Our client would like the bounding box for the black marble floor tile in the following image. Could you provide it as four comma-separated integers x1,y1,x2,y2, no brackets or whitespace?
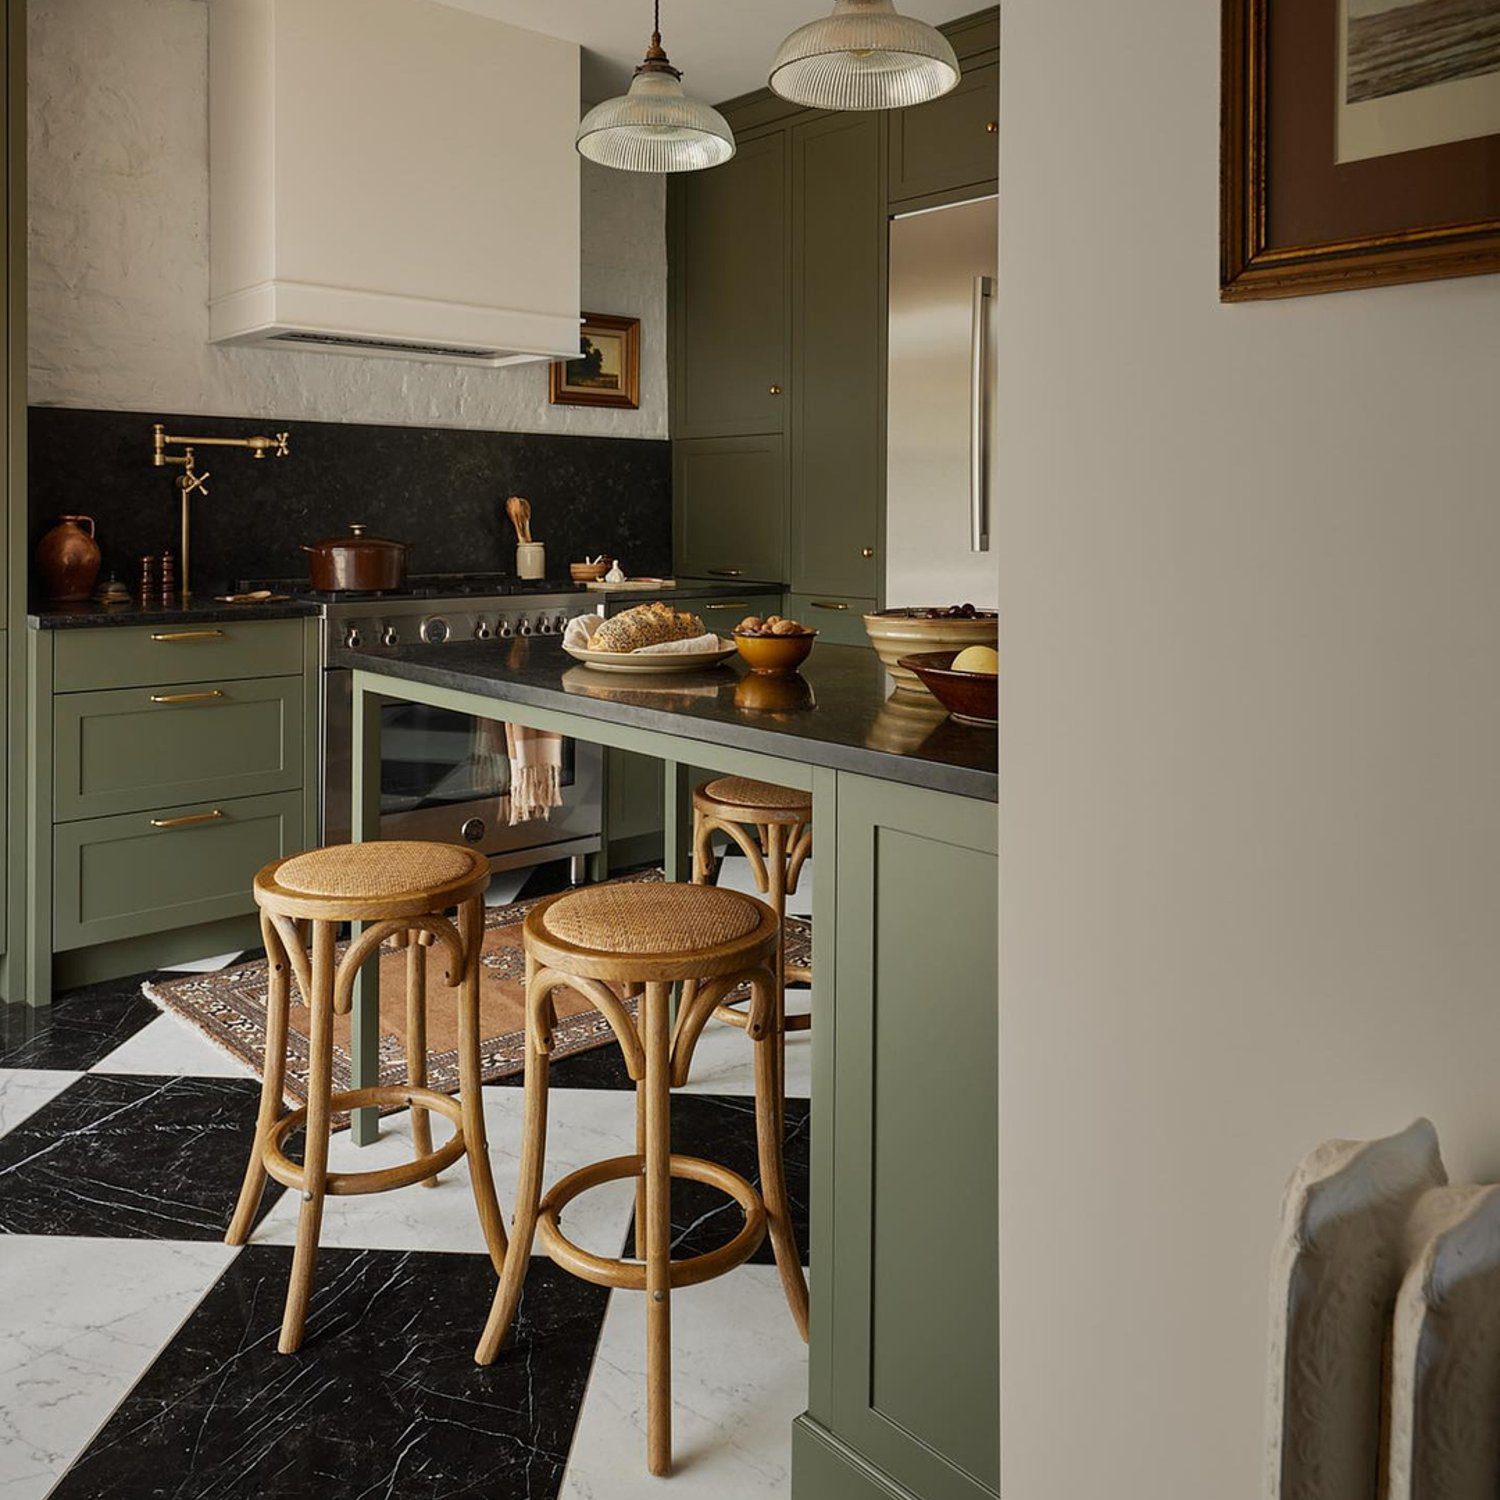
0,976,159,1070
51,1245,609,1500
0,1073,276,1239
625,1092,811,1270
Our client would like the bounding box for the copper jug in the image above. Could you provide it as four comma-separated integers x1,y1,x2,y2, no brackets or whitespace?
37,515,102,603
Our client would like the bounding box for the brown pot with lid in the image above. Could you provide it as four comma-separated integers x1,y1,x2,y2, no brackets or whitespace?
37,514,102,603
300,524,410,592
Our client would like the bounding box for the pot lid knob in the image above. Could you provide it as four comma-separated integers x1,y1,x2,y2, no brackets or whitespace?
348,523,366,536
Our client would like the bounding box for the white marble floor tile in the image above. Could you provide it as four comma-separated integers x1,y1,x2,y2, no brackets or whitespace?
677,1010,812,1100
253,1085,640,1259
157,950,245,974
714,852,814,920
89,1011,260,1080
560,1264,809,1498
0,1070,83,1140
0,1237,237,1500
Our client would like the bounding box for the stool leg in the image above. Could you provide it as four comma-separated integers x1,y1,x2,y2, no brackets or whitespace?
643,980,674,1477
405,933,436,1187
753,968,809,1342
280,920,336,1354
227,912,292,1245
766,822,789,1142
476,954,550,1365
679,806,712,1027
458,896,508,1274
634,1076,648,1261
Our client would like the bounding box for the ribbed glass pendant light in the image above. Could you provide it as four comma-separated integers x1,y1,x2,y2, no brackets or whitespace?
769,0,961,111
575,1,735,174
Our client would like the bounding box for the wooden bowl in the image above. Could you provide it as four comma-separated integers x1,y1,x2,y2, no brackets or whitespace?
734,629,817,676
569,559,611,583
864,608,998,692
895,650,997,727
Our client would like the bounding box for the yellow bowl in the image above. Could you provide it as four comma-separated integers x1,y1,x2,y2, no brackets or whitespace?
734,629,817,676
863,608,997,693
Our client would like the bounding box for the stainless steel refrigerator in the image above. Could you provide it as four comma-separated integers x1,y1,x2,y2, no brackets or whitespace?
886,196,999,609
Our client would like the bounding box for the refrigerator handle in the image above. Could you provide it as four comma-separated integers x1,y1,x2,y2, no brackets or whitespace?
969,274,994,553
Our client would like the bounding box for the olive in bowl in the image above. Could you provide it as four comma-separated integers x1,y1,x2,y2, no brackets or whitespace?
734,614,817,675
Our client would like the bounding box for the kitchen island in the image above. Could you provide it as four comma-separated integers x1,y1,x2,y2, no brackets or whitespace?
340,636,998,1500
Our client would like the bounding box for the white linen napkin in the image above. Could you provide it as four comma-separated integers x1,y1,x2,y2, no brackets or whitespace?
563,614,722,655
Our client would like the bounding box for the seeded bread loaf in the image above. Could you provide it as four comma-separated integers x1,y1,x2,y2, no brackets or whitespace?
592,602,708,653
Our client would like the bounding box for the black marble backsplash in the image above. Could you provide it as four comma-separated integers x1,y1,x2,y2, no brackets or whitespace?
28,407,672,601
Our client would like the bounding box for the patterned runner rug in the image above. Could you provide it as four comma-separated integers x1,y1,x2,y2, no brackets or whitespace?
143,869,812,1111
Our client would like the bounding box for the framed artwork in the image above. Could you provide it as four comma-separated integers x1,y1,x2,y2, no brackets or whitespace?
549,313,641,408
1222,0,1500,300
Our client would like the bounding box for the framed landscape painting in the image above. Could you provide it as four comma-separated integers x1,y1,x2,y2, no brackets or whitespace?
549,313,641,409
1222,0,1500,298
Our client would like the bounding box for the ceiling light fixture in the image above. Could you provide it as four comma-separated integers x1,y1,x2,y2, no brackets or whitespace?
769,0,961,112
575,0,735,174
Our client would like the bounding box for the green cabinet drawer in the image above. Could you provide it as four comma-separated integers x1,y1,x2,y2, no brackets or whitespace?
53,789,304,953
54,675,304,822
52,618,306,693
784,593,875,648
690,594,785,630
887,62,999,206
674,435,788,583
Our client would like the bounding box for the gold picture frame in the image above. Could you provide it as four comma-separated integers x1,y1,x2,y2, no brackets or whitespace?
549,313,642,409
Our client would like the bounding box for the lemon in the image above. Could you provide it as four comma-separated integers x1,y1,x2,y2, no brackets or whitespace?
951,645,998,675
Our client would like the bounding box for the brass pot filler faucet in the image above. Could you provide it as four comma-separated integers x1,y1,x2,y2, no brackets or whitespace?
151,422,291,599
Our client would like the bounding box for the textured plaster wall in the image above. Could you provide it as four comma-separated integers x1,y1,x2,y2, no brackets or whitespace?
27,0,668,438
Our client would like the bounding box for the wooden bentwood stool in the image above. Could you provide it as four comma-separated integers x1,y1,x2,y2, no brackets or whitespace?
226,840,508,1354
474,881,809,1477
691,776,812,1049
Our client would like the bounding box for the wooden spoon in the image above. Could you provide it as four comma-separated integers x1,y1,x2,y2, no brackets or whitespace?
505,495,529,543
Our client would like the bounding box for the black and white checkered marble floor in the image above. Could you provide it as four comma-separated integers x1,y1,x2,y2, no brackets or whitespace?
0,859,812,1499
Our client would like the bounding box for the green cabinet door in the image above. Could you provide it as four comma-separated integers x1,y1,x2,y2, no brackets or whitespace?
606,746,665,868
673,435,787,583
796,773,999,1500
671,132,788,439
790,113,883,600
887,61,999,207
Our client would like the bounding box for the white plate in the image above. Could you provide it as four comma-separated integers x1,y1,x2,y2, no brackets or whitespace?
562,638,736,673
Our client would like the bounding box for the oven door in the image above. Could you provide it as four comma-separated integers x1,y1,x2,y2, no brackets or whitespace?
322,669,602,861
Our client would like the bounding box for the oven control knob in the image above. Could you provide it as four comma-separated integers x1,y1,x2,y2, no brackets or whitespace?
553,613,569,633
497,619,514,639
518,617,534,637
381,625,400,648
344,625,362,650
419,616,450,645
473,619,492,641
538,615,556,635
460,817,486,844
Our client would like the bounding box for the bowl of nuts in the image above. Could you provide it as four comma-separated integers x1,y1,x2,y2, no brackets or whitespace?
733,614,818,675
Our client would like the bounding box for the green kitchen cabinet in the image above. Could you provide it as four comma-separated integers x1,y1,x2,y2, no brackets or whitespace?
783,593,875,648
795,772,998,1500
606,746,665,870
670,131,788,440
887,60,999,208
673,435,787,583
789,113,883,599
53,788,305,953
52,616,305,692
692,593,784,633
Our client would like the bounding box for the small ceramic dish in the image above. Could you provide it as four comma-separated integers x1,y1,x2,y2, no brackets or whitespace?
569,559,611,583
734,629,817,676
895,650,997,726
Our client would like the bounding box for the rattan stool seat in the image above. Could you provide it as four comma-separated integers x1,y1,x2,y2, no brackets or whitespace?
256,840,491,923
698,776,812,821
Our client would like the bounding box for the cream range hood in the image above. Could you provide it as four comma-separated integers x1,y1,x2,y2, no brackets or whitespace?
208,0,581,365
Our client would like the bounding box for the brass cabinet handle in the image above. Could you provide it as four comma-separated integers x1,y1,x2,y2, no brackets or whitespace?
768,384,782,396
150,629,226,643
149,809,225,829
707,568,744,578
149,689,226,704
861,547,875,558
986,120,998,134
809,600,851,611
701,601,750,611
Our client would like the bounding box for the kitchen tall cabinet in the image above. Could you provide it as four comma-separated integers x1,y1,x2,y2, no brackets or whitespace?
668,7,998,621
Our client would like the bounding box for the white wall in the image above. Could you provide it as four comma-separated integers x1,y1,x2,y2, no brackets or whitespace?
27,0,667,437
996,4,1500,1498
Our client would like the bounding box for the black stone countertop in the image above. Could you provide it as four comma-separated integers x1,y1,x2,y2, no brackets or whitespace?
335,635,996,801
29,598,323,630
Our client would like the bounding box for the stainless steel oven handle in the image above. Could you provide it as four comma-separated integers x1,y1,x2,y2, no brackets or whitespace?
970,274,994,554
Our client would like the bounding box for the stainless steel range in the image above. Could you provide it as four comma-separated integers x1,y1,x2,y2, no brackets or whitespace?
251,574,604,875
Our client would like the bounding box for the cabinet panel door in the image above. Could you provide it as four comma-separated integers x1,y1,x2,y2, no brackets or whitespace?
790,114,883,599
823,774,999,1500
887,62,999,206
673,435,787,584
782,593,873,648
672,133,787,438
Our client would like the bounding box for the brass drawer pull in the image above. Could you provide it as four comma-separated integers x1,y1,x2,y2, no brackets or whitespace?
861,547,875,558
149,689,226,705
707,568,743,578
702,601,750,611
809,600,850,611
149,809,226,829
150,629,226,643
